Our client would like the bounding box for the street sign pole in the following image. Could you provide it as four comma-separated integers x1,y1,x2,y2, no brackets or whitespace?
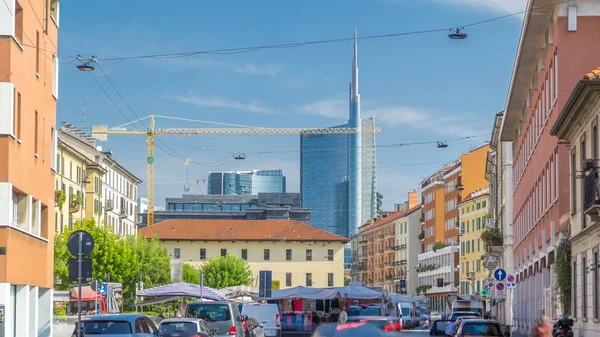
200,273,204,301
77,231,83,337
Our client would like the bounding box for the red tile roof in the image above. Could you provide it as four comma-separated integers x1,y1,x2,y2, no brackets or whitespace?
458,192,489,204
139,219,349,242
358,205,421,231
584,68,600,79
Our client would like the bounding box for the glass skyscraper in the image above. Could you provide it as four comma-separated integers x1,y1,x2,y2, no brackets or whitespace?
207,169,286,195
300,30,377,243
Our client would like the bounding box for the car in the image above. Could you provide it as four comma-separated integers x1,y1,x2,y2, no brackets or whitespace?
185,301,245,337
429,319,452,336
159,317,214,337
71,314,160,336
241,303,281,337
345,316,404,332
243,315,266,337
454,319,510,337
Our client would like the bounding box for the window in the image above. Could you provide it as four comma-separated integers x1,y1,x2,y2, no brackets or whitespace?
286,273,292,287
51,128,57,171
14,92,21,139
200,248,206,260
306,249,312,261
50,0,60,26
593,119,598,161
241,249,247,260
327,249,334,261
571,149,577,214
286,249,292,261
583,255,588,318
328,273,334,287
52,55,59,99
14,1,23,42
34,111,39,154
306,273,312,287
173,248,180,259
593,248,599,319
264,249,270,261
35,31,40,74
581,136,587,229
573,260,578,318
221,249,227,257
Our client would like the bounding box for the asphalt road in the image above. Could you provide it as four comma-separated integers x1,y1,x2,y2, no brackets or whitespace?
282,325,431,337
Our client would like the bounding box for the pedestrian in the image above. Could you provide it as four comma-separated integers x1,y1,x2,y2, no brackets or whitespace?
529,313,551,337
441,311,446,320
445,318,461,335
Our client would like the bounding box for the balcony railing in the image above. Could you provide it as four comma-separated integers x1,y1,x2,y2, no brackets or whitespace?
359,240,368,245
583,172,600,215
385,232,395,238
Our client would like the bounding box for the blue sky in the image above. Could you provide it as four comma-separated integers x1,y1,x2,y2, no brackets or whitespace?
57,0,526,209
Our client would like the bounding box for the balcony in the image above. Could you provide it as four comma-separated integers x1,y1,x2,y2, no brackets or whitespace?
385,231,395,239
377,234,384,239
105,200,114,211
385,246,396,252
359,240,368,245
583,172,600,222
119,210,128,219
397,244,407,250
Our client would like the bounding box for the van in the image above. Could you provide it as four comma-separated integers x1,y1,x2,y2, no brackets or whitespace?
186,301,245,337
241,303,281,337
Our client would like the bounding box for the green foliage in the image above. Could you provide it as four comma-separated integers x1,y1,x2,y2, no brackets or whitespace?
344,278,351,286
481,227,503,252
418,231,425,240
199,255,252,289
53,219,171,310
555,237,571,316
183,263,202,284
416,264,438,273
432,242,446,252
416,285,431,294
55,190,66,208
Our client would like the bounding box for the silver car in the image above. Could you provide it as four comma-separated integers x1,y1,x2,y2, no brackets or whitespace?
71,314,159,336
185,301,245,337
159,317,214,337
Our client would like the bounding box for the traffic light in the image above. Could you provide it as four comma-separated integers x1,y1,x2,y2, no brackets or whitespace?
437,278,444,287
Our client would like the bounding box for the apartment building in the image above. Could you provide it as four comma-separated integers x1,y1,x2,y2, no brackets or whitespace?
418,145,489,311
59,123,141,236
0,0,59,335
457,188,489,296
140,219,348,288
498,1,600,332
550,69,600,336
351,191,420,294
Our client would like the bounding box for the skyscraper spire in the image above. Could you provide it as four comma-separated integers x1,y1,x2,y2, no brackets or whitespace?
352,26,359,100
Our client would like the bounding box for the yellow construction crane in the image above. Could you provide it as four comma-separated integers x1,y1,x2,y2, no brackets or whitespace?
92,115,381,226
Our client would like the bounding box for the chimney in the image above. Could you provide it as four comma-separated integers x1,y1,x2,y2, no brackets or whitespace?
408,190,418,209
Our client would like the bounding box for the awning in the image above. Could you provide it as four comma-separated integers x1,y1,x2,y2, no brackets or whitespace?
265,286,339,300
136,282,224,300
331,286,383,300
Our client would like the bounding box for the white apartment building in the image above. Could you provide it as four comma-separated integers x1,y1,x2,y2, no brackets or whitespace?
417,245,459,312
394,201,422,295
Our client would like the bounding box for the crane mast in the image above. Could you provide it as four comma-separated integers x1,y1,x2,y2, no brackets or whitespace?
92,115,381,226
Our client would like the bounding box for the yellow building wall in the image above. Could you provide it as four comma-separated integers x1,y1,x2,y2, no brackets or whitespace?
434,186,446,243
164,240,346,289
461,145,490,197
458,194,489,295
55,145,88,233
84,170,104,225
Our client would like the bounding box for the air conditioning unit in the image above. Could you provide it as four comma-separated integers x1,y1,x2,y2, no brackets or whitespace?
105,200,114,211
459,230,465,236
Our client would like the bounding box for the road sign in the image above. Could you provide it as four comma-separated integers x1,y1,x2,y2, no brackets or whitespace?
487,281,494,289
506,274,516,288
495,281,506,297
99,282,107,295
493,268,507,281
67,230,95,257
481,289,488,297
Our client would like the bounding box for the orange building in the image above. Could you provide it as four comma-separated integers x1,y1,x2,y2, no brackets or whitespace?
418,145,489,312
0,0,59,335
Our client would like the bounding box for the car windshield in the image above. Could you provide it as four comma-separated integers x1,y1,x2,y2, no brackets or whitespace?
67,301,98,315
78,320,131,334
433,321,451,333
187,304,231,322
461,323,502,336
363,307,380,316
401,308,410,316
160,322,198,332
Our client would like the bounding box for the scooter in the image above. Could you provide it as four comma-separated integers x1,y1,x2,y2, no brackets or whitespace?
552,317,574,337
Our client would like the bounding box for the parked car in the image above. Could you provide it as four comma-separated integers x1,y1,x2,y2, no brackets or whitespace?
429,319,452,336
454,319,509,337
71,314,159,336
345,316,403,332
242,315,266,337
159,317,214,337
241,304,281,337
185,301,245,337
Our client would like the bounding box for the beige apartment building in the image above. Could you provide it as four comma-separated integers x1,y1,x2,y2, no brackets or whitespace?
550,68,600,336
140,219,348,288
0,0,60,335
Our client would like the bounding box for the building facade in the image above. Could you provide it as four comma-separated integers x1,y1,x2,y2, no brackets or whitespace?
59,123,142,236
351,192,420,294
139,193,311,226
140,219,348,289
550,69,600,336
207,169,286,195
457,188,489,296
300,33,377,239
0,0,59,335
498,1,600,332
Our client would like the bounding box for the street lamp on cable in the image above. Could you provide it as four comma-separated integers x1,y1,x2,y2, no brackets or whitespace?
76,55,97,71
448,28,468,40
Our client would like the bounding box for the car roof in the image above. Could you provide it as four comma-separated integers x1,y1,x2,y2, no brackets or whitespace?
460,319,500,324
84,314,145,321
161,318,203,324
188,301,231,305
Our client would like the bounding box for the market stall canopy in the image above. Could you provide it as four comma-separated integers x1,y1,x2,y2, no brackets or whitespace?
136,282,224,300
332,286,383,300
267,286,339,300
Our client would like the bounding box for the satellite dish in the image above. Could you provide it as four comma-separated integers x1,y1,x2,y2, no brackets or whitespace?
96,145,103,152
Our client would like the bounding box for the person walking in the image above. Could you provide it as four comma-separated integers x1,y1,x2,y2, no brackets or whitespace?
529,313,551,337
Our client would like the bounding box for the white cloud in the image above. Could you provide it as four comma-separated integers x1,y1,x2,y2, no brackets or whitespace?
382,0,526,14
159,58,282,76
166,95,276,114
297,98,348,118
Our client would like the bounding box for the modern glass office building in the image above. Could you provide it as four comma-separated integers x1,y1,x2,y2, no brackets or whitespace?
207,169,286,195
300,31,377,248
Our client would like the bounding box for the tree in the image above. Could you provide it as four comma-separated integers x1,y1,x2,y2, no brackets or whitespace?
53,219,171,310
183,263,201,284
199,255,252,289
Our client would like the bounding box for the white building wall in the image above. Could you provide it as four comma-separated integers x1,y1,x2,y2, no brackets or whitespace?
0,284,52,337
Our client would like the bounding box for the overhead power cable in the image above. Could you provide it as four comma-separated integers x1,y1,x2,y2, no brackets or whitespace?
89,0,567,63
